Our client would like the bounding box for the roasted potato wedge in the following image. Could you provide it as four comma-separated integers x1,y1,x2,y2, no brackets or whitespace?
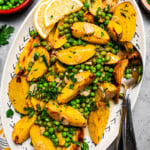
12,115,36,144
88,102,109,144
8,76,31,114
46,101,87,127
71,22,110,44
47,26,56,48
31,97,46,110
46,65,55,82
55,61,66,73
113,2,136,42
63,128,83,150
107,20,123,41
105,52,121,64
87,0,102,16
15,36,40,75
53,19,67,49
113,59,128,102
102,0,119,12
95,83,117,102
57,72,95,104
30,125,56,150
27,47,50,81
56,44,96,65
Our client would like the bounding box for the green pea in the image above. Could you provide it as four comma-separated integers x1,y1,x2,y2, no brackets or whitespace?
64,127,69,132
58,26,64,31
19,0,24,4
105,55,111,61
72,68,78,73
81,103,86,107
74,17,78,22
84,2,89,8
92,58,97,65
41,40,47,46
92,98,96,102
64,29,70,34
66,137,71,142
64,43,71,48
105,16,110,20
72,40,78,46
93,86,97,90
0,0,4,5
71,100,76,105
107,13,112,19
43,82,48,87
109,68,114,73
64,18,69,23
2,5,9,10
69,15,74,19
81,64,85,69
28,62,33,67
85,65,90,70
54,121,60,126
72,105,76,109
10,0,15,4
59,72,64,79
51,134,56,139
126,68,132,74
83,6,87,11
68,38,74,43
101,51,106,56
104,20,109,25
59,31,65,36
125,74,132,79
101,12,106,18
91,68,96,73
112,49,117,54
48,127,54,134
51,81,56,87
76,104,80,108
53,138,59,143
29,30,35,37
27,67,31,71
83,17,88,22
90,92,95,97
78,10,84,16
43,131,49,137
34,43,39,47
66,33,71,39
96,72,101,77
64,142,70,147
96,64,101,70
47,122,52,127
97,59,102,64
57,125,64,132
79,108,84,113
6,2,12,8
75,65,81,69
101,72,105,77
69,19,74,24
62,132,67,137
77,39,83,45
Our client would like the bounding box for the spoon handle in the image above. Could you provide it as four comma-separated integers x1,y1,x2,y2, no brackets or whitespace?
126,97,137,150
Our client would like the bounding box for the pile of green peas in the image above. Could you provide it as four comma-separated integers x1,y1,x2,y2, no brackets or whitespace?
0,0,25,10
35,111,77,147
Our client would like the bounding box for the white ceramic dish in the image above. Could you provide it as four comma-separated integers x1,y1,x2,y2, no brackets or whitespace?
0,0,146,149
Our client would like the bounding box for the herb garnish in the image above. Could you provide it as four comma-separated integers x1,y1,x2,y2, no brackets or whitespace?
0,25,14,46
6,109,14,118
42,55,49,67
81,141,89,150
120,12,126,18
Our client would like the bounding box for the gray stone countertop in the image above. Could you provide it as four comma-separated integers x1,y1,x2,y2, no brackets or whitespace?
0,0,150,149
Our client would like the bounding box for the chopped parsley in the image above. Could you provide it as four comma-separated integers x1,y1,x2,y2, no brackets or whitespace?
69,84,74,89
6,109,14,118
120,9,128,12
50,15,53,19
120,12,126,18
81,141,89,150
147,0,150,4
42,55,49,67
101,32,104,37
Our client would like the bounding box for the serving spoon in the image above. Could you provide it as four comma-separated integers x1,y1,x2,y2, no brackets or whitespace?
115,45,143,150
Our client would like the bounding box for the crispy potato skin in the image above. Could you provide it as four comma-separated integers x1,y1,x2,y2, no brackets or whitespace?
8,76,31,114
15,36,40,75
46,101,87,127
88,102,109,144
107,21,123,41
71,22,110,45
27,47,50,81
31,97,46,110
95,83,117,102
12,115,36,144
53,19,67,49
56,44,96,65
57,72,95,104
30,125,56,150
55,61,66,73
113,59,128,102
113,2,136,42
105,52,121,64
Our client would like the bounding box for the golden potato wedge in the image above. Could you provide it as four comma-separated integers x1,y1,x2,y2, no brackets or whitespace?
113,2,136,42
27,47,50,81
63,128,83,150
31,97,46,110
55,61,66,73
30,125,56,150
107,20,123,41
88,102,109,144
113,59,128,102
83,11,94,23
12,114,36,144
46,65,55,82
53,19,67,49
8,76,31,114
56,44,96,65
105,52,121,64
95,83,117,102
71,22,110,45
46,101,87,127
87,0,102,16
57,72,95,104
102,0,119,12
15,36,40,75
47,26,56,48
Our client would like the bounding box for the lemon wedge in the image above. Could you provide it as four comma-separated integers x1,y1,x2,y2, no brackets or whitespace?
44,0,83,27
34,0,54,39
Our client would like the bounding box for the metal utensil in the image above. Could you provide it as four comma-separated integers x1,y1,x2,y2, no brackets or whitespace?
115,46,143,150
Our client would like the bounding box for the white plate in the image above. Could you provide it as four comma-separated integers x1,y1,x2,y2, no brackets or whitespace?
0,0,146,149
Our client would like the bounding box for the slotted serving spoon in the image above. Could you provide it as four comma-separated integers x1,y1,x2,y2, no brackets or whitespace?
115,45,143,150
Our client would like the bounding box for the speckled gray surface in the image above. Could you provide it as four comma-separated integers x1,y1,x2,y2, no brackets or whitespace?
0,0,150,149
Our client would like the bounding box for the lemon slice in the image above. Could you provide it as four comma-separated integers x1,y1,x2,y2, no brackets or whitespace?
34,0,54,39
44,0,83,27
